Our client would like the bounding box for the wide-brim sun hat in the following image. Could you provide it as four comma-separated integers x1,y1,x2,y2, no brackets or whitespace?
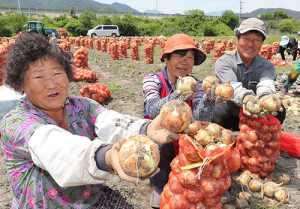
160,34,206,65
238,18,266,39
279,36,289,46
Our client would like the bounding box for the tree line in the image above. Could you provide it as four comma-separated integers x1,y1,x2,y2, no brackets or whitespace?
0,8,298,38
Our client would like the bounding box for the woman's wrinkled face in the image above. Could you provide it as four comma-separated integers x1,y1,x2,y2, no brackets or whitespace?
164,49,195,81
21,57,69,112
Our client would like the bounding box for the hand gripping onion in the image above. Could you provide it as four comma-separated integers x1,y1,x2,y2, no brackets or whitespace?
160,100,193,133
202,76,220,92
261,94,282,112
215,81,234,101
118,134,160,178
177,76,198,95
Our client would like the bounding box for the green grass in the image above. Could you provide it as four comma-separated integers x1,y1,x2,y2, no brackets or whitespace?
128,91,135,97
107,82,121,93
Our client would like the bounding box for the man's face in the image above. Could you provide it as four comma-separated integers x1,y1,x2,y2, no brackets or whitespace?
236,32,263,64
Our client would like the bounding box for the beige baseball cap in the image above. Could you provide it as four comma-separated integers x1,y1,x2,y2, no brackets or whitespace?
238,18,266,38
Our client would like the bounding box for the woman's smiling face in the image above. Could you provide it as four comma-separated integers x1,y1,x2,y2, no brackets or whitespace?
21,57,69,112
164,49,195,83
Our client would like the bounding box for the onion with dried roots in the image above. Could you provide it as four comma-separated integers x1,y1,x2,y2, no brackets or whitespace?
177,76,198,95
202,76,220,92
261,94,283,112
194,129,212,146
238,191,252,203
205,123,222,140
249,179,263,192
118,134,160,178
160,100,193,133
277,174,291,185
215,81,234,101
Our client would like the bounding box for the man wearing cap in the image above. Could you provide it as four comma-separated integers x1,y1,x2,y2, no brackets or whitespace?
212,17,286,131
277,36,298,61
142,33,222,208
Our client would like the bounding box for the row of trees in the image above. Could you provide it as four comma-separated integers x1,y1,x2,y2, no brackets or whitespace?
0,8,298,38
0,9,238,37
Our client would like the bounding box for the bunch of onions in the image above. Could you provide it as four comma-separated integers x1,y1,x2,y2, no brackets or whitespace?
118,134,160,178
160,100,193,133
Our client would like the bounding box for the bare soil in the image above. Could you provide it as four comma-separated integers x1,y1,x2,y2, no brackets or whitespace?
1,43,300,209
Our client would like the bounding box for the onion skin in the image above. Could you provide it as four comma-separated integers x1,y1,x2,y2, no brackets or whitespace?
118,134,160,177
215,82,234,101
249,179,263,192
202,76,220,92
177,76,198,95
219,129,236,145
263,198,276,208
274,187,289,203
263,182,279,197
237,171,252,186
160,100,193,133
205,123,222,140
239,191,252,203
236,198,249,209
188,121,202,136
277,174,291,185
194,129,212,146
261,94,282,112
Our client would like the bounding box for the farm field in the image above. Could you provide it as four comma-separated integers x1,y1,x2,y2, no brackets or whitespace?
1,38,300,208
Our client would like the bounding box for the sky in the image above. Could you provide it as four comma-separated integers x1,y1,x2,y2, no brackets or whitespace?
95,0,300,15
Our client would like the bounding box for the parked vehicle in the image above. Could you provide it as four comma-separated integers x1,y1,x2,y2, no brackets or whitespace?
87,25,120,37
25,21,60,39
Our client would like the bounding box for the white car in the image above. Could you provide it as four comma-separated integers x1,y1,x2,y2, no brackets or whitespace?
87,25,120,37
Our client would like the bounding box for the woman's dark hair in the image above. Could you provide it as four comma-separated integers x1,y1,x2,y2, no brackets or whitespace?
3,31,74,93
235,30,266,42
165,49,199,63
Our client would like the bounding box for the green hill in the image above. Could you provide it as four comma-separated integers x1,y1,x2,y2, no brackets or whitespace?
0,0,139,13
241,8,300,19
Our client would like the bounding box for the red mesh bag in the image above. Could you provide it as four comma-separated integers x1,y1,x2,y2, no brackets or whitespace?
236,108,282,178
160,122,241,209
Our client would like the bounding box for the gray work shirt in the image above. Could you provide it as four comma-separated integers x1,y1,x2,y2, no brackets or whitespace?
215,50,276,107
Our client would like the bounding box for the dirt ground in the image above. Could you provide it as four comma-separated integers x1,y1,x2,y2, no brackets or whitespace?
1,42,300,209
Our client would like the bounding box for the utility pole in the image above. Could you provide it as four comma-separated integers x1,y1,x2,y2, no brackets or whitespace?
239,0,243,24
17,0,21,13
156,0,158,17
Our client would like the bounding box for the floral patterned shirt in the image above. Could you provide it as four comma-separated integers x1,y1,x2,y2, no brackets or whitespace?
1,96,108,209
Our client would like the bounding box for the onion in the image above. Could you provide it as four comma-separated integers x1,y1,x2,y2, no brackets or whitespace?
202,75,220,92
162,184,173,199
274,187,289,203
258,132,272,141
238,191,252,203
244,98,263,114
261,94,282,112
247,149,260,157
205,123,222,140
249,165,261,173
277,174,291,184
248,157,260,167
235,198,249,209
261,147,273,156
249,179,263,192
223,205,235,209
177,169,198,188
194,129,212,146
187,121,202,136
183,143,202,162
243,140,255,150
160,100,193,133
170,157,181,175
237,171,252,186
200,176,220,198
256,140,265,149
183,186,203,203
177,76,198,95
211,164,228,179
263,182,279,197
118,134,160,177
199,163,213,177
263,198,276,208
261,162,272,172
265,175,276,182
219,129,235,145
215,81,234,101
169,172,185,194
247,131,258,142
169,194,189,208
203,195,220,207
178,149,193,167
260,124,270,133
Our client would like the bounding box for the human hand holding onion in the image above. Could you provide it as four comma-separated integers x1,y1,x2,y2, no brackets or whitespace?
176,76,199,101
107,137,160,184
260,94,283,116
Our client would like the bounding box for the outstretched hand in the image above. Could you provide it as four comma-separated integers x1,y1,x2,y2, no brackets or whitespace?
105,138,161,184
242,95,265,118
203,87,227,104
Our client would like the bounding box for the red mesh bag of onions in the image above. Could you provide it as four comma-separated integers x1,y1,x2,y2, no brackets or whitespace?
160,121,241,209
236,108,282,179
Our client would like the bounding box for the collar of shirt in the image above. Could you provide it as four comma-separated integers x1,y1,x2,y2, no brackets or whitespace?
235,50,263,72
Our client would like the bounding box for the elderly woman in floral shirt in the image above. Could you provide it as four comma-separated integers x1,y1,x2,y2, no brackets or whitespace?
0,32,182,209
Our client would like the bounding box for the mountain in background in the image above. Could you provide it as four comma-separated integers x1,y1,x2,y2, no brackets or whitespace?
143,10,163,14
241,8,300,19
205,11,223,16
0,0,139,13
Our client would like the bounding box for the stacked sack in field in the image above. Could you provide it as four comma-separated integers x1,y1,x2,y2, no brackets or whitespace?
272,42,279,56
118,41,127,58
236,111,281,179
109,41,119,60
59,38,71,52
144,39,154,64
0,43,10,86
213,43,226,62
203,42,210,54
80,83,111,103
73,47,99,82
57,28,69,38
160,122,241,209
130,40,139,60
226,39,233,51
259,44,272,60
94,37,101,51
100,37,108,52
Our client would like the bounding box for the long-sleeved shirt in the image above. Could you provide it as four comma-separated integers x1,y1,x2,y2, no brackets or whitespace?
277,37,298,55
215,50,276,106
143,67,215,122
0,96,148,208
